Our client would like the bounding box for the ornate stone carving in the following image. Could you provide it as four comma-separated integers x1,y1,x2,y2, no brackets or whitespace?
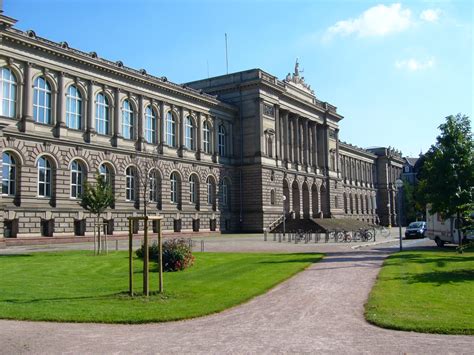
283,59,314,95
263,104,274,117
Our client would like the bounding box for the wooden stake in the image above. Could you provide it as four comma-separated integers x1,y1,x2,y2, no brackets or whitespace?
128,220,133,296
158,220,163,293
143,216,149,297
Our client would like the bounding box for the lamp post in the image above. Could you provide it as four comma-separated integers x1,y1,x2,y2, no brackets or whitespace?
282,195,286,238
395,179,404,251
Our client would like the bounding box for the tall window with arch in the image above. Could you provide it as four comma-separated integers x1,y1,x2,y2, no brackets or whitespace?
95,93,109,135
99,163,112,186
189,174,198,206
37,156,52,198
33,76,52,124
148,169,159,203
2,152,16,196
122,99,134,140
206,176,216,207
203,121,211,153
185,116,194,150
222,179,230,207
70,160,85,198
170,172,180,204
66,85,82,129
218,124,226,156
125,166,136,201
145,105,157,144
0,67,17,118
166,112,176,147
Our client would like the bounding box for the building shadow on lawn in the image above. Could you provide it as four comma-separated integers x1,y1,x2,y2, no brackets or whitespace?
391,269,474,286
0,254,33,258
255,253,324,264
2,293,123,304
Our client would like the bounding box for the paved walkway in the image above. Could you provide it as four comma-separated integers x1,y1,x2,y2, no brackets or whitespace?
1,238,473,354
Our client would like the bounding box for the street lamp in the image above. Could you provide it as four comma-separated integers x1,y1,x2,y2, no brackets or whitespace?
282,195,286,238
395,179,404,251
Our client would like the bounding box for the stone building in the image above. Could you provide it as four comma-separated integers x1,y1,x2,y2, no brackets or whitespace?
0,12,403,239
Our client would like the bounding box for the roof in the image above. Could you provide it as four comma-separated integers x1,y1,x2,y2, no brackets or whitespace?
405,157,419,166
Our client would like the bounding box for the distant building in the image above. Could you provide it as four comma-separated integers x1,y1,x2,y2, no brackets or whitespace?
0,12,403,240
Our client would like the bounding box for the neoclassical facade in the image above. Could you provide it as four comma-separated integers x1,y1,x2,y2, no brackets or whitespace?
0,12,403,239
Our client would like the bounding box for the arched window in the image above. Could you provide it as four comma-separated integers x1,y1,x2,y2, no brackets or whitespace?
37,156,52,198
189,174,198,205
99,163,112,185
0,67,17,118
95,93,110,135
145,105,157,144
2,152,16,196
185,116,194,150
270,189,275,205
206,176,216,207
166,112,176,147
222,179,231,207
218,124,226,156
122,99,134,140
148,169,159,203
66,85,82,129
203,121,211,154
33,76,52,124
170,172,180,204
125,167,136,201
70,160,85,198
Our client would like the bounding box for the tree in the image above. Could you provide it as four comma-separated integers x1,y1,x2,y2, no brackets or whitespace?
401,179,417,224
419,114,474,245
80,174,115,254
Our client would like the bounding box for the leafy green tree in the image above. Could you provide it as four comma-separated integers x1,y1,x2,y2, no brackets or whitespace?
420,114,474,244
80,174,115,254
401,179,417,224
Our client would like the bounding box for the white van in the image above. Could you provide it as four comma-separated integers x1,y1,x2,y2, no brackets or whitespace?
426,207,474,247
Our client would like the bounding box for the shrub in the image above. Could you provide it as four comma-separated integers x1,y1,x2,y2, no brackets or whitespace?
136,238,195,271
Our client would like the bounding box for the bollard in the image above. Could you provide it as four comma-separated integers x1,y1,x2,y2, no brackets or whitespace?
305,234,308,244
200,240,204,252
278,233,281,243
273,232,276,241
288,233,292,243
116,239,119,251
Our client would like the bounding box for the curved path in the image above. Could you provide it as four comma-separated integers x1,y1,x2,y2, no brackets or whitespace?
1,242,473,354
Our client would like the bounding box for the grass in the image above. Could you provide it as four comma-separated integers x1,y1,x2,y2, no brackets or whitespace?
0,251,322,323
365,247,474,335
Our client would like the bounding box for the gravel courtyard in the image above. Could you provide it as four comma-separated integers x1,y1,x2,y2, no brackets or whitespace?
1,233,473,354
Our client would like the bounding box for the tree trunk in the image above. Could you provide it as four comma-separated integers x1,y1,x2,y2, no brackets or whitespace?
97,215,101,254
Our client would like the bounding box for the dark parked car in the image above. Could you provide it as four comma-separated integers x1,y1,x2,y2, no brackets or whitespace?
405,221,427,239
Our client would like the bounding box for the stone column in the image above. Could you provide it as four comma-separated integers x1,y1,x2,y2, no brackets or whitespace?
85,80,94,141
303,119,309,166
335,129,340,174
113,87,121,144
179,107,185,151
137,95,145,150
159,102,165,149
21,62,34,132
274,104,280,161
312,123,318,169
293,116,299,164
56,72,65,127
196,112,202,158
228,122,233,157
283,111,290,162
213,117,219,156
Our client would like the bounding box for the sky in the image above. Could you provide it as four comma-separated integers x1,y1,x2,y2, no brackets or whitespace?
5,0,472,157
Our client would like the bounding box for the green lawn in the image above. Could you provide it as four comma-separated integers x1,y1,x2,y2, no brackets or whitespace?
0,251,322,323
365,248,474,335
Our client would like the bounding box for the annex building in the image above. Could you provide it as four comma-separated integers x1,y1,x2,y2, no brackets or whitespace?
0,12,403,240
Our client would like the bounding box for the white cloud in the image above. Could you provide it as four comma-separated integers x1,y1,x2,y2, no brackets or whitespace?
395,57,435,71
324,3,412,40
420,9,441,22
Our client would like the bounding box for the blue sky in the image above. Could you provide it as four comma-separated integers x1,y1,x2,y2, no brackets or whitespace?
5,0,472,157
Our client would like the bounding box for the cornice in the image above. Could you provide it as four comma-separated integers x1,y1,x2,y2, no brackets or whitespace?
0,28,237,114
